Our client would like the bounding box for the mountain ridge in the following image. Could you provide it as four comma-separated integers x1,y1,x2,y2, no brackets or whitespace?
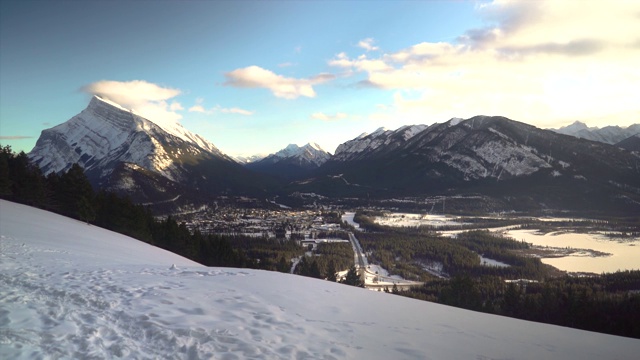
552,121,640,144
298,116,640,213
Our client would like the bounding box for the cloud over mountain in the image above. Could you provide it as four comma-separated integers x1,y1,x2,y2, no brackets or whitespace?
81,80,183,123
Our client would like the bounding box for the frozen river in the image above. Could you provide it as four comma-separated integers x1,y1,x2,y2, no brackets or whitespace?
505,229,640,274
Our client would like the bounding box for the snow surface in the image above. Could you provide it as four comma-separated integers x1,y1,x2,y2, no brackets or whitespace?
1,200,639,359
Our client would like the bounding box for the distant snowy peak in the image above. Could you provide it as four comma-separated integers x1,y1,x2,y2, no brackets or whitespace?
552,121,640,145
232,153,267,164
333,124,429,161
555,121,591,134
270,143,331,166
245,142,331,180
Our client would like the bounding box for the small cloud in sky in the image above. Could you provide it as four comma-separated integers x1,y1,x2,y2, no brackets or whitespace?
357,38,379,52
81,80,182,123
311,112,348,121
188,99,253,116
219,107,254,116
278,62,296,68
188,105,207,113
170,102,184,111
224,65,335,99
0,135,33,140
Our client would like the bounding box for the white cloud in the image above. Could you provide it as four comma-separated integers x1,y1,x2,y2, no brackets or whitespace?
170,102,184,111
224,66,335,99
311,112,348,121
188,99,253,116
188,105,207,113
357,38,379,52
81,80,182,123
219,107,254,116
330,1,640,128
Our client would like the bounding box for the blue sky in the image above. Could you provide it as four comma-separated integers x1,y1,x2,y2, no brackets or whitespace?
1,1,639,157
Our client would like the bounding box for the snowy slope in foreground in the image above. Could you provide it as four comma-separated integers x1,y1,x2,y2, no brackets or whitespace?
1,201,638,359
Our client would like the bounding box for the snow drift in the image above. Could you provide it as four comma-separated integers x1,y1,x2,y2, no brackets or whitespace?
1,200,638,359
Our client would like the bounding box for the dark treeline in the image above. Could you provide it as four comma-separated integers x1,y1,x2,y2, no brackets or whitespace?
0,146,244,267
401,272,640,338
223,235,305,272
356,222,552,281
294,242,354,280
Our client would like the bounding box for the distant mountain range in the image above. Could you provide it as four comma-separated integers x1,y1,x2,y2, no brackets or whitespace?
246,143,331,180
551,121,640,145
296,116,640,213
28,97,640,214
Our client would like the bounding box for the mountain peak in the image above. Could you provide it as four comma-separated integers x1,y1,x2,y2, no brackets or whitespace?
89,95,130,112
28,95,232,198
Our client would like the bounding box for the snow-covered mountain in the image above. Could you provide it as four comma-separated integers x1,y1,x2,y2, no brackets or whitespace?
29,95,225,180
552,121,640,144
269,143,331,167
310,116,640,213
333,124,430,161
246,143,331,180
28,96,268,203
2,199,638,359
232,153,267,164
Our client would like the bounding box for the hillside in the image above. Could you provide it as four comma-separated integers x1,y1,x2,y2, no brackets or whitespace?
1,200,638,359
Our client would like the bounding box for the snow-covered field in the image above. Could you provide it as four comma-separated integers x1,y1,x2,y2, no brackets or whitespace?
374,213,466,228
1,200,639,359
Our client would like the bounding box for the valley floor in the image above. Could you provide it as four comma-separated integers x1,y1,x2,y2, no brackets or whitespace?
1,200,639,359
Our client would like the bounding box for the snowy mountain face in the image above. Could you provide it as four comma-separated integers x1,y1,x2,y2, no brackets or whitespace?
268,143,331,167
245,143,332,181
331,117,556,180
29,96,225,181
333,124,430,161
3,200,639,359
28,96,264,203
552,121,640,144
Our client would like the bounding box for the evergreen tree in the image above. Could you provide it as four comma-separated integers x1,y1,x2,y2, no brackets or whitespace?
342,266,363,287
58,163,94,219
326,260,337,282
276,256,290,273
0,145,12,196
392,283,399,294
